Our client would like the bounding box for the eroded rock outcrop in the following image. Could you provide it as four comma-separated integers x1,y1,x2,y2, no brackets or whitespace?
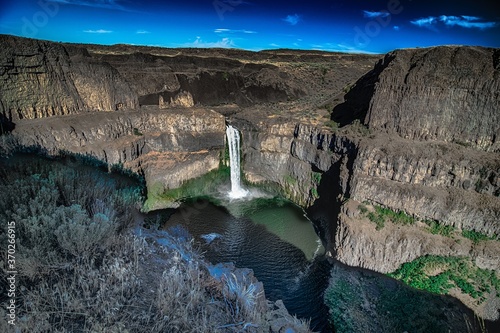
233,117,333,207
335,201,499,273
0,35,138,120
11,108,226,207
361,46,500,152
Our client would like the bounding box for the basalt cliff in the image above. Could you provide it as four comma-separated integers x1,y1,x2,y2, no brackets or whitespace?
1,35,499,320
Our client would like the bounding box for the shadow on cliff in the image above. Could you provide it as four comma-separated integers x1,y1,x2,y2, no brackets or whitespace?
329,261,494,333
139,71,294,108
306,142,358,255
0,113,15,134
331,53,395,127
306,162,344,251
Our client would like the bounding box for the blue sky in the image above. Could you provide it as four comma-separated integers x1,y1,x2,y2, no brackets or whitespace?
1,0,499,53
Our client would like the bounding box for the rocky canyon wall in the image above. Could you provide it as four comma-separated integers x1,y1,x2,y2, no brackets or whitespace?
1,34,373,123
232,47,500,318
0,35,138,120
232,47,500,306
11,108,226,210
1,34,377,209
363,46,500,152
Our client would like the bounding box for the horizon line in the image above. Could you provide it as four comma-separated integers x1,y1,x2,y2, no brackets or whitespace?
2,33,496,55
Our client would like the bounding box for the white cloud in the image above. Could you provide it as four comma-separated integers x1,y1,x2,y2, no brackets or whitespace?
214,28,256,34
363,10,390,19
49,0,128,11
283,14,301,26
461,15,481,21
310,43,379,54
411,15,496,30
83,29,112,33
410,16,438,28
439,15,496,29
183,37,236,48
393,26,400,31
136,30,150,34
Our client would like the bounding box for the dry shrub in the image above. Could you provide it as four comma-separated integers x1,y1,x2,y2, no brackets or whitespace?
19,235,145,333
154,256,216,333
1,156,312,333
54,206,116,257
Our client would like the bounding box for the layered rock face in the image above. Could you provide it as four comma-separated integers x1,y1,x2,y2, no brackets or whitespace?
109,54,299,107
0,35,138,120
12,108,226,207
351,135,500,235
335,201,499,273
1,34,376,122
329,48,500,284
363,46,500,152
1,34,377,212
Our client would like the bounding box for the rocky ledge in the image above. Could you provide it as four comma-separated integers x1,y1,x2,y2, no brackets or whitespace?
11,107,226,210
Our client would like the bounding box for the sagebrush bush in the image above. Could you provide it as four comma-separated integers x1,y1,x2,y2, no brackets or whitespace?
54,205,117,257
0,154,312,333
0,157,141,272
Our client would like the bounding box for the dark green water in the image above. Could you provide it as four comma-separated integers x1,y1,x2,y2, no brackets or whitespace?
160,197,332,332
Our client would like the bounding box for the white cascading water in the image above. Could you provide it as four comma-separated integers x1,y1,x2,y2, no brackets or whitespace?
226,125,248,199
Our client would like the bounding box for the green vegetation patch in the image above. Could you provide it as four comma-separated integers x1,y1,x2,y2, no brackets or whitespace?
324,275,361,333
375,206,415,225
358,203,368,214
359,204,415,230
283,173,298,186
367,211,385,230
389,255,500,302
358,204,498,243
144,165,230,210
424,220,455,237
324,265,477,333
310,187,319,199
324,120,339,131
311,171,322,184
462,230,496,244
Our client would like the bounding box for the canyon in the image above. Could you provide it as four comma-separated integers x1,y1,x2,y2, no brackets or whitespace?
1,34,499,322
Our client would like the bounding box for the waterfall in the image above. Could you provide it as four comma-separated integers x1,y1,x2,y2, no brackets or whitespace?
226,125,248,199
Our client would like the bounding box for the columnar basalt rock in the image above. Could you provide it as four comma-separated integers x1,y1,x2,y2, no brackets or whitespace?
0,35,139,120
361,46,500,152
